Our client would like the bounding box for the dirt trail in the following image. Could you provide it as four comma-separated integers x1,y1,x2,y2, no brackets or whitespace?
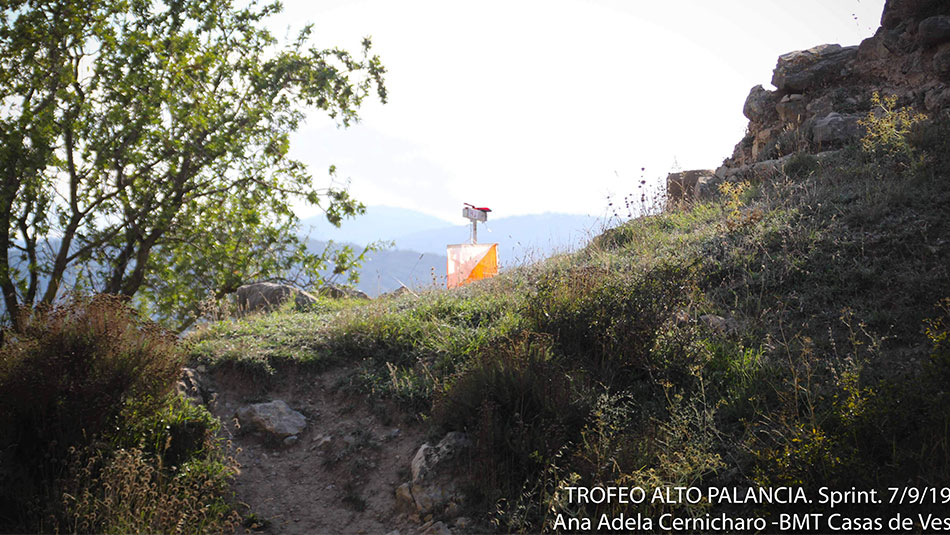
208,366,426,534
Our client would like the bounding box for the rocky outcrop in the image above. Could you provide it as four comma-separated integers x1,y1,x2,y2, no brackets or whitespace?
235,282,319,314
236,400,307,440
772,44,859,93
666,169,714,205
693,0,950,200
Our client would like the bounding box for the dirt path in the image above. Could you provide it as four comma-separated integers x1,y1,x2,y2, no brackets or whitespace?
208,366,427,534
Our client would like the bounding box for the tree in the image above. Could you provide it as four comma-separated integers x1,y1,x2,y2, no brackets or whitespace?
0,0,387,329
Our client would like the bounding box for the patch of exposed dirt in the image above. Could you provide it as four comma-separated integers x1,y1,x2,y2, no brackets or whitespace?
207,365,427,534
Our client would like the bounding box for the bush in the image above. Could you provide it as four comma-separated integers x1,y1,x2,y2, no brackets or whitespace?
858,92,926,168
0,295,183,530
432,334,589,511
525,263,696,388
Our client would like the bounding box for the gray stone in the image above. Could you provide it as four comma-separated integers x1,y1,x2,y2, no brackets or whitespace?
934,44,950,78
283,435,298,447
410,432,471,515
812,113,864,146
743,85,777,122
772,44,858,92
318,283,370,300
236,400,307,438
925,85,950,110
695,174,725,201
919,15,950,48
776,93,807,124
805,95,834,118
235,282,318,314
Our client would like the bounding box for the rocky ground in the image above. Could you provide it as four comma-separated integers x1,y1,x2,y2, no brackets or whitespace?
186,364,475,535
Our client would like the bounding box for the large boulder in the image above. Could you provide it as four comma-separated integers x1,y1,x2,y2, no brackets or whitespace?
771,44,858,93
235,282,318,314
236,400,307,439
812,112,864,146
776,93,807,124
743,85,777,122
919,15,950,48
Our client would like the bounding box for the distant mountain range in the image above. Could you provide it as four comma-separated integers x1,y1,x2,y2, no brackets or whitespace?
301,206,602,295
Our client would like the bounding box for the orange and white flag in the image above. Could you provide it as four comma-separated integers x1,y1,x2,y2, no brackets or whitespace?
446,243,498,288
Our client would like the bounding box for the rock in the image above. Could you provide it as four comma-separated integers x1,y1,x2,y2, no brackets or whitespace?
381,285,413,299
925,85,950,109
175,367,208,405
236,400,307,438
283,435,298,447
920,15,950,48
453,517,472,529
881,0,946,30
443,501,461,519
771,44,858,93
318,283,370,300
421,521,451,535
812,112,864,146
743,85,777,121
666,169,714,205
384,530,401,535
805,95,834,118
395,482,416,514
752,126,779,161
410,432,471,515
235,282,318,314
695,173,724,201
776,93,807,124
934,43,950,78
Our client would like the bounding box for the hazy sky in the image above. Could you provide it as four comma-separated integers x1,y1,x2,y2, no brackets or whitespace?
273,0,886,223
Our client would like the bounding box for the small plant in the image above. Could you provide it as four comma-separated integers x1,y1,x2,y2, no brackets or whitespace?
858,92,926,165
717,180,762,230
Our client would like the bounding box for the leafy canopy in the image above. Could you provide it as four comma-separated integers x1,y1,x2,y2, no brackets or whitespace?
0,0,386,329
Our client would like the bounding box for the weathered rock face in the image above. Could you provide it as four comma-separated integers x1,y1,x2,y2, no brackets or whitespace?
718,0,950,175
235,282,318,314
666,169,714,205
236,400,307,439
812,112,865,146
743,85,778,122
772,44,859,93
919,15,950,48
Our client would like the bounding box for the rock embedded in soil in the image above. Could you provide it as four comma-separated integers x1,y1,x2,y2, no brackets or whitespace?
236,399,307,438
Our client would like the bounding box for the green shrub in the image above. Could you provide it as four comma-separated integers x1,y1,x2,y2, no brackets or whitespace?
61,446,240,535
432,334,589,512
0,295,183,530
858,92,926,168
525,263,696,388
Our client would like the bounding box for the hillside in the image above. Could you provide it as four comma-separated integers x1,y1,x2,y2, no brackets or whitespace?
185,1,950,532
8,1,950,534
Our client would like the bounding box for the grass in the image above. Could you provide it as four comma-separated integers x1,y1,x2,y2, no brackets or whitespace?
181,104,950,531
